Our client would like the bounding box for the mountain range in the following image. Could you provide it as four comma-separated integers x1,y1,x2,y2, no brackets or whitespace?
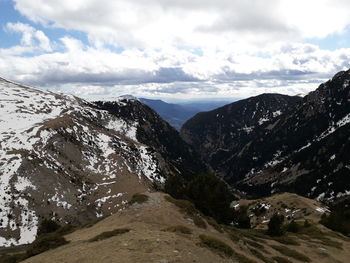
181,69,350,204
139,98,231,130
1,68,350,257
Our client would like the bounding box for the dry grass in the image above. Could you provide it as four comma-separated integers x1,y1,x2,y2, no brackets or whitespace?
199,234,257,262
89,228,130,242
270,245,310,262
163,225,192,235
165,195,207,229
80,216,108,229
205,216,224,233
245,240,264,249
0,253,27,263
272,256,292,263
232,252,257,263
270,235,300,246
298,225,343,249
199,234,234,257
249,249,274,263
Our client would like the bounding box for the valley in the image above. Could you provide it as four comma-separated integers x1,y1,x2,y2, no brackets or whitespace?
1,69,350,263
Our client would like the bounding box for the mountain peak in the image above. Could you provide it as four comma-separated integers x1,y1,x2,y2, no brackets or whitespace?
119,94,139,101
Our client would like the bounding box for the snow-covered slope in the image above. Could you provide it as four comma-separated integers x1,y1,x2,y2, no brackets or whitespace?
0,78,183,246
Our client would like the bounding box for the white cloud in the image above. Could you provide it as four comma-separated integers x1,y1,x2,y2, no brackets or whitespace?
1,35,350,99
2,1,350,99
12,0,350,50
2,22,51,55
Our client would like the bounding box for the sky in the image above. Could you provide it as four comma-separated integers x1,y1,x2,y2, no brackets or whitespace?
1,0,350,101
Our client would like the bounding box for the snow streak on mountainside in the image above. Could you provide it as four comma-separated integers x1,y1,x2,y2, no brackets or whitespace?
0,78,168,247
236,70,350,203
180,94,301,170
92,99,207,180
181,69,350,204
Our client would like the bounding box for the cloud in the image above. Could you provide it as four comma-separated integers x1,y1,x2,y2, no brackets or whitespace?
12,0,350,50
3,22,51,55
2,1,350,99
1,34,350,99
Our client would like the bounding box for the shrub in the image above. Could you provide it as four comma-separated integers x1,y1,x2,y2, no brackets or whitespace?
320,206,350,236
164,173,236,225
130,193,149,205
55,224,76,235
286,220,299,233
193,215,207,229
187,173,235,224
229,232,241,242
164,174,188,199
267,214,284,236
89,228,130,242
163,225,192,234
199,234,234,257
237,206,251,229
26,233,69,257
37,219,60,236
303,219,311,228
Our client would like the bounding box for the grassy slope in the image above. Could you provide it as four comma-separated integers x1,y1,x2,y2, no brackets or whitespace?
10,192,350,263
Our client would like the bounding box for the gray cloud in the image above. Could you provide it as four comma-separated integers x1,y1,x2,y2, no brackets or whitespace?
22,67,199,87
1,24,350,100
213,69,322,82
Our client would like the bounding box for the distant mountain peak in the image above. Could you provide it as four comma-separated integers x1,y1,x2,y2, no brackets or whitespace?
89,95,139,103
119,94,139,101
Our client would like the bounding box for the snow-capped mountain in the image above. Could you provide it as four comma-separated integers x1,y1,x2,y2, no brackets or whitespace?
0,78,205,247
181,69,350,204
